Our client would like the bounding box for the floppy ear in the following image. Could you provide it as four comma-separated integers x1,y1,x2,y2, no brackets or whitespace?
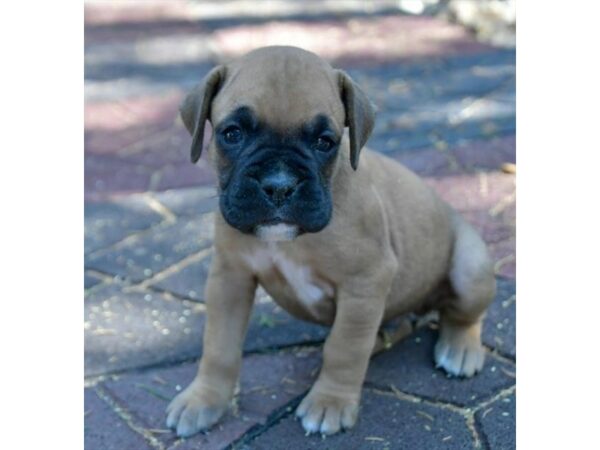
337,70,376,170
180,65,226,163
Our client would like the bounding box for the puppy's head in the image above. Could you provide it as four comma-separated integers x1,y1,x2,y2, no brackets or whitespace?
180,46,375,241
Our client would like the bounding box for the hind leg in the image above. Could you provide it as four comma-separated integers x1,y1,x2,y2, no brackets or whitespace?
435,214,496,377
372,316,413,355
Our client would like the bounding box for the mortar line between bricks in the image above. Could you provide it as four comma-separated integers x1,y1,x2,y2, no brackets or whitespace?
225,392,308,450
84,246,213,299
467,385,516,450
471,385,515,414
86,188,215,259
84,355,204,386
145,284,206,303
124,247,213,292
485,346,516,366
88,248,212,302
489,188,516,217
368,371,515,417
84,343,324,384
83,265,166,297
493,253,515,276
369,385,466,415
465,411,484,449
86,218,174,259
142,193,178,222
85,269,114,283
369,386,486,448
144,286,208,309
83,269,120,296
94,385,166,450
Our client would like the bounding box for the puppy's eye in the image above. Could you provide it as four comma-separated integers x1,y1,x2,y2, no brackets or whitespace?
313,136,335,152
222,126,243,145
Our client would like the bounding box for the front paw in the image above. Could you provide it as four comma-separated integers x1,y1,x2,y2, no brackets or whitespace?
166,384,229,437
434,334,485,377
295,389,359,435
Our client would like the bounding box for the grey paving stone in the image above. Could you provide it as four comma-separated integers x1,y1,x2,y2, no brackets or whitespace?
374,117,515,154
482,277,516,359
368,132,435,154
150,254,213,301
151,186,218,218
246,389,475,450
101,351,320,450
245,302,328,352
476,392,516,450
85,214,214,281
350,50,515,155
361,54,513,97
349,49,515,82
85,197,163,254
85,388,151,450
376,92,513,137
366,327,515,406
85,285,206,377
85,272,103,290
85,285,328,376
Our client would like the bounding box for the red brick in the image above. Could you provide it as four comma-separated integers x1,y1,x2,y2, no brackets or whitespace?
85,388,150,450
85,3,194,26
85,92,183,155
152,161,216,191
86,92,181,129
390,148,458,177
453,136,516,171
425,171,515,213
85,123,172,156
85,154,154,200
102,350,320,449
120,123,210,169
461,209,514,245
489,238,516,279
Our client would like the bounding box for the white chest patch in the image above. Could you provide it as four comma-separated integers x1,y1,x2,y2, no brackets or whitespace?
256,223,298,242
242,244,333,304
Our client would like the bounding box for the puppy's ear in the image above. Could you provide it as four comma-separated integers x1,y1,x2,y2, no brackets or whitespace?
337,70,376,170
180,65,226,163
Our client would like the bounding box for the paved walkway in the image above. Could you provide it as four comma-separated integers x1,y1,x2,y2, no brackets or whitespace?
85,3,515,449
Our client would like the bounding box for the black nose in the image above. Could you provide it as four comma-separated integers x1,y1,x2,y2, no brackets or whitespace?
260,172,298,205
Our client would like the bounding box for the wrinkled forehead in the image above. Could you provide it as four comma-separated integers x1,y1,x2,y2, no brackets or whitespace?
211,52,345,133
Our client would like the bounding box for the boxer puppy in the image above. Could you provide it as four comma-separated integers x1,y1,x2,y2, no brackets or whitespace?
166,46,496,437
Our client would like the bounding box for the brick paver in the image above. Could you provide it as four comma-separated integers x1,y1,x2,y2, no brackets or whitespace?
85,2,515,449
85,388,153,450
246,389,481,450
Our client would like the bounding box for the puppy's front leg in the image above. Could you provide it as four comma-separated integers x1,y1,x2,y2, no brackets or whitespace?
166,252,256,437
296,285,388,435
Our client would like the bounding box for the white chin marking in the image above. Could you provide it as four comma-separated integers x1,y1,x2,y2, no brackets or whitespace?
256,224,299,242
